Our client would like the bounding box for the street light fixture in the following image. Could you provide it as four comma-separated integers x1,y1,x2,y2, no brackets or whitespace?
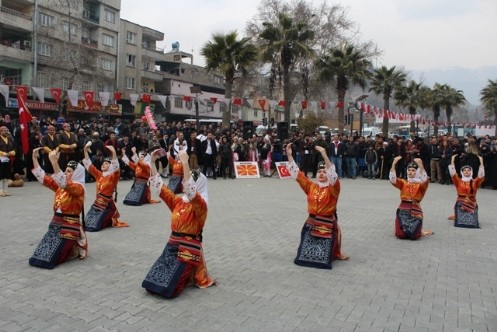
353,94,368,136
189,86,202,131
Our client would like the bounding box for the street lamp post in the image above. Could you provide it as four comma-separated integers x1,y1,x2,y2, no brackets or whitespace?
354,94,369,136
190,86,202,131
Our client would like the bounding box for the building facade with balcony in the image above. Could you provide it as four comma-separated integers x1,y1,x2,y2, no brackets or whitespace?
0,0,120,115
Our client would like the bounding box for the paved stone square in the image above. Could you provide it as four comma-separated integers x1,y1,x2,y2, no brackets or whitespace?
1,175,496,332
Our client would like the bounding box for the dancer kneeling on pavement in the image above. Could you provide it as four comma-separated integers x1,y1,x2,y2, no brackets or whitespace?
389,156,433,240
448,153,484,228
285,144,348,269
29,148,88,269
142,149,216,298
82,144,128,231
121,147,160,206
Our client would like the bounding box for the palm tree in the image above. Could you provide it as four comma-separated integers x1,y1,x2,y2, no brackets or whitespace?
315,44,371,134
201,31,258,129
259,13,315,128
394,80,424,134
439,84,466,133
368,66,407,136
480,79,497,137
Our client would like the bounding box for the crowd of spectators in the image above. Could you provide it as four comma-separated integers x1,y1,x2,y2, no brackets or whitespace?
1,113,497,190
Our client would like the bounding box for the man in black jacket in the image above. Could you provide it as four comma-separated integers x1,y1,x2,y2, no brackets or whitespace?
200,132,217,179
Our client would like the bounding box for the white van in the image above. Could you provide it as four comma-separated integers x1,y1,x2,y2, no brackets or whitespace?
362,127,381,137
317,125,329,135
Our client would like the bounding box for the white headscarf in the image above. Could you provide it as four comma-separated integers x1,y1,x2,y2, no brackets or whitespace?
460,165,473,182
72,163,86,196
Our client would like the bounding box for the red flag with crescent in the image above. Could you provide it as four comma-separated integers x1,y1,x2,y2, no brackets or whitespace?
16,86,28,104
232,97,242,106
301,100,308,109
142,93,151,104
17,87,32,155
336,101,344,109
210,97,217,104
50,88,62,104
258,99,266,111
278,100,286,107
84,91,94,109
320,101,326,110
114,91,122,101
183,96,192,102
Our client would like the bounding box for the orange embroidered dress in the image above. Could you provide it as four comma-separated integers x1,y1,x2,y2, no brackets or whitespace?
389,170,429,240
83,158,128,231
286,161,344,269
122,155,157,205
29,166,87,269
142,174,215,298
449,164,485,228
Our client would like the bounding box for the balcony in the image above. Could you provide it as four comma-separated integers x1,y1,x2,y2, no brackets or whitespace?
82,11,99,24
142,27,164,41
0,6,33,31
81,37,98,48
141,68,163,81
0,43,32,63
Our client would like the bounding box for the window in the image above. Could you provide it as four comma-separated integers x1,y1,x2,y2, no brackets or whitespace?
62,50,75,62
104,9,116,24
174,97,183,108
126,54,136,67
126,31,136,45
81,81,91,91
97,83,104,92
254,109,258,117
62,21,77,35
100,58,114,71
126,77,135,90
213,75,223,84
219,102,227,113
62,77,70,90
102,34,114,47
38,13,54,27
37,42,53,56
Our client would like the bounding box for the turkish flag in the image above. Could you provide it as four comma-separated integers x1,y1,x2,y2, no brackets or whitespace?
18,98,32,155
142,94,151,104
183,96,192,102
258,99,266,110
278,100,285,107
84,91,94,109
336,101,344,109
16,86,29,104
49,88,62,104
301,100,308,109
233,98,242,106
210,97,217,104
114,91,122,101
320,101,326,110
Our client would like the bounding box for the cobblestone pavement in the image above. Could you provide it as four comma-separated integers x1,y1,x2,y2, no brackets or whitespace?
1,175,496,332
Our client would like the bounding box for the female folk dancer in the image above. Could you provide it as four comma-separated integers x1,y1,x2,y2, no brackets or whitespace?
83,144,128,231
167,150,183,194
389,156,433,240
122,147,159,206
285,144,348,269
142,149,215,298
29,148,88,269
448,153,485,228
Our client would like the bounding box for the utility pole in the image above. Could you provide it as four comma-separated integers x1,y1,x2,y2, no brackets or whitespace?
190,86,202,131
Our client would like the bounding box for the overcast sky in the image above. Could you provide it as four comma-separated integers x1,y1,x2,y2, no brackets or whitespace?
120,0,497,104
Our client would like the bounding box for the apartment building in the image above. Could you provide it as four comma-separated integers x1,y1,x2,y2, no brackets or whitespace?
0,0,120,115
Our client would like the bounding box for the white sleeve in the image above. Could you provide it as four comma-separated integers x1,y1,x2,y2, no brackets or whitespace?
32,166,46,184
149,173,164,196
183,177,196,201
418,169,428,183
448,164,456,177
131,155,138,163
82,158,92,170
286,161,299,179
122,154,130,166
478,165,485,178
326,164,338,185
51,170,67,188
108,159,120,173
389,170,397,184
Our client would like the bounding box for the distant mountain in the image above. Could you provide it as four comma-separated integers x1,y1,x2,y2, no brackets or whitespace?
410,66,497,106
